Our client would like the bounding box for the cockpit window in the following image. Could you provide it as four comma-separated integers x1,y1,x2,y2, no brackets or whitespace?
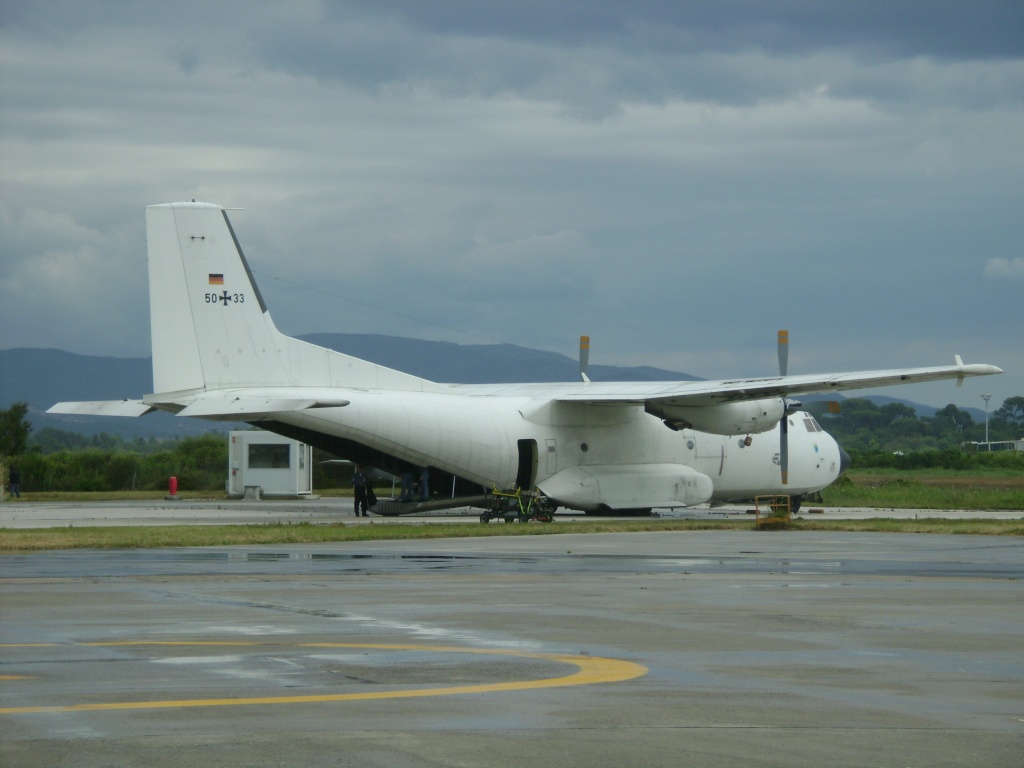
803,417,823,433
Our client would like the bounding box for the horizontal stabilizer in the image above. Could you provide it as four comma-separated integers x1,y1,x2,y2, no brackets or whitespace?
47,400,155,417
174,394,350,419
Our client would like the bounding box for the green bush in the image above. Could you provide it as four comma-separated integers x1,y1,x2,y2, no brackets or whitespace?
12,433,230,492
848,447,1024,471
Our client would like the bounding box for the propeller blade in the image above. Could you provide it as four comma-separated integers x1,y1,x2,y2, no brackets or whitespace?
579,335,591,383
780,412,789,485
777,330,789,484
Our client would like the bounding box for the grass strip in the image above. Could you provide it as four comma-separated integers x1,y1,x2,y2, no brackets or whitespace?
2,517,1022,552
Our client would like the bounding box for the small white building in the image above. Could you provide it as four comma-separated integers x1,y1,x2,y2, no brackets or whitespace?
965,439,1024,453
228,430,313,498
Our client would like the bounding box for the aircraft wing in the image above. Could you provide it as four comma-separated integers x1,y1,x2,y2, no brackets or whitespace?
551,360,1003,407
47,399,156,417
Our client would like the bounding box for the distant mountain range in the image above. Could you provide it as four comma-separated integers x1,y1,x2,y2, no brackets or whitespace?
0,335,955,441
298,334,695,385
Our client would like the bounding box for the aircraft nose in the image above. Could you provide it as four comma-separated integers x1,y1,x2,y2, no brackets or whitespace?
838,444,852,475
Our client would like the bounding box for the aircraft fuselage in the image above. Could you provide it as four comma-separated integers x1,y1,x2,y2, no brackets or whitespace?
244,387,841,510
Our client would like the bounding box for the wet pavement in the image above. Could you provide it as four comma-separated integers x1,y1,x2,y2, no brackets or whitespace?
2,531,1022,767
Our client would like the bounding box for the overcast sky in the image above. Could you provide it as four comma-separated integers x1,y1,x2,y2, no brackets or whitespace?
2,1,1021,410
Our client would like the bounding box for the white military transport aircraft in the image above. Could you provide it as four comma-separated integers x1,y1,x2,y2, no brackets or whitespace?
50,202,1001,514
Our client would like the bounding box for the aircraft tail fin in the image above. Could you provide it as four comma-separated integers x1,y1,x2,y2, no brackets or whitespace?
146,203,449,396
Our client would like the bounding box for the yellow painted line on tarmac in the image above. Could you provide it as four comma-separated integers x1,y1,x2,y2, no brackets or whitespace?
0,641,647,715
82,641,263,647
0,644,60,647
0,642,261,647
0,675,33,680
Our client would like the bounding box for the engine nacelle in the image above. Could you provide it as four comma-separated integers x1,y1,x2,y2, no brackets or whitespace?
650,397,784,435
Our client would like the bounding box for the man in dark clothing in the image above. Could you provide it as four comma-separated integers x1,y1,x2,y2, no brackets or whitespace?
352,465,369,517
420,466,430,501
9,466,21,499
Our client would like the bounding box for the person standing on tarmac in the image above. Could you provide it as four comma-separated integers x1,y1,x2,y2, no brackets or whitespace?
419,466,430,501
352,465,370,517
8,466,20,499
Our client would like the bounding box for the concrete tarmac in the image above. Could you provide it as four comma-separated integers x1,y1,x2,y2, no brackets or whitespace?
1,525,1022,767
1,497,1022,528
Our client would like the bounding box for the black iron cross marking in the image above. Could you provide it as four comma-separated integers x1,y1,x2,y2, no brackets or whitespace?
219,291,231,306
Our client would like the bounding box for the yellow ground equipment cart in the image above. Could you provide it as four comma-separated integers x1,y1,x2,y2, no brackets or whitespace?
754,495,792,529
480,487,555,523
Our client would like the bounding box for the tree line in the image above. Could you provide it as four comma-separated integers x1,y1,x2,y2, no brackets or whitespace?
0,404,363,493
2,432,363,494
807,396,1024,455
5,434,229,493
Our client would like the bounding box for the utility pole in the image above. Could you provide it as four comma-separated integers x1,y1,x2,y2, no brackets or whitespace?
981,393,991,450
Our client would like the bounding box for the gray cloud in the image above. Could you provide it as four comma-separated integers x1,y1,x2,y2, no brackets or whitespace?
1,1,1020,407
339,1,1024,59
984,257,1024,280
